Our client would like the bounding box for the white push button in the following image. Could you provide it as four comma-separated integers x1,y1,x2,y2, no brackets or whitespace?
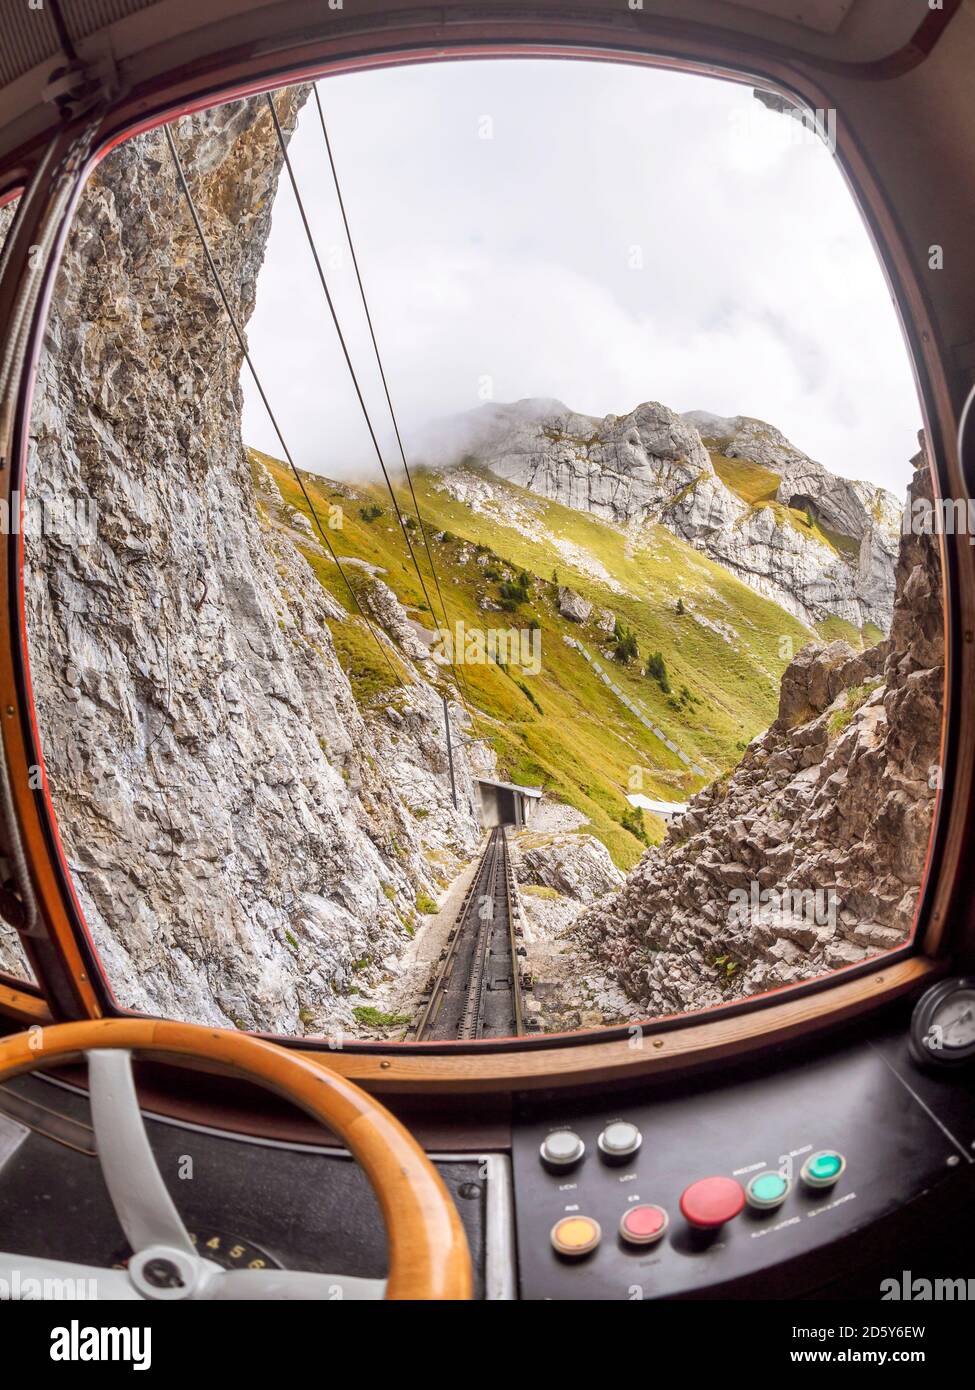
540,1129,585,1170
597,1120,642,1163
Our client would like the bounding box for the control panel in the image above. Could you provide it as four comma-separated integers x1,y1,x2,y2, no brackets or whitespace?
512,1023,975,1299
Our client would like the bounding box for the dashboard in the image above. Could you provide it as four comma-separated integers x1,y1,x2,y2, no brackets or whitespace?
512,1014,975,1299
0,1073,513,1299
0,1000,972,1299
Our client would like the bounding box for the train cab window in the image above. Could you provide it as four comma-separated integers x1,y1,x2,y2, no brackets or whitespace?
0,191,38,990
16,59,943,1045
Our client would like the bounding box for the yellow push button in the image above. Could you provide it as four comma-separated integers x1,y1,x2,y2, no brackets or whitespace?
551,1215,601,1258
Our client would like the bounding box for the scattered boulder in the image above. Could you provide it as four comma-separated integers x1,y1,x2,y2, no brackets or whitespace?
363,578,436,672
519,832,623,904
557,586,592,623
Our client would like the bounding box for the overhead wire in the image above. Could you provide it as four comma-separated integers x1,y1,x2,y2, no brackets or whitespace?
265,92,477,723
309,83,476,714
163,121,408,692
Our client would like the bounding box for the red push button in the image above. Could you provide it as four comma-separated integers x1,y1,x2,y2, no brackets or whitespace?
620,1203,669,1247
679,1176,745,1229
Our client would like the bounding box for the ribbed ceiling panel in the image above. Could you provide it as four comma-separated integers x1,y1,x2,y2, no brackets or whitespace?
0,0,162,87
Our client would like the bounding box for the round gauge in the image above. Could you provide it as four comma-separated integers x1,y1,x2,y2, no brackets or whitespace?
910,978,975,1068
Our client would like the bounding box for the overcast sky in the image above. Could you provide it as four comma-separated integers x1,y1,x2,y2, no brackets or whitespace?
243,59,923,496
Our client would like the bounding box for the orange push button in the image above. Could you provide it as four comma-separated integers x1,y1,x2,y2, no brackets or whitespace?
679,1176,745,1229
551,1215,601,1258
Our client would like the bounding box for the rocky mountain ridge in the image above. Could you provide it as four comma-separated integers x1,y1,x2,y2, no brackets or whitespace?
576,438,942,1015
420,397,901,632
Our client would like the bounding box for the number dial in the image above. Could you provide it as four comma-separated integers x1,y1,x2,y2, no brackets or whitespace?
114,1230,281,1272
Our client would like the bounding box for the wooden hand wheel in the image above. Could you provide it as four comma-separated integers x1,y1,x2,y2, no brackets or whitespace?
0,1019,473,1301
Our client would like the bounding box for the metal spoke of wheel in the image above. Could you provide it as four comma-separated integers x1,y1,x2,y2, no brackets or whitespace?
206,1268,386,1301
86,1049,195,1257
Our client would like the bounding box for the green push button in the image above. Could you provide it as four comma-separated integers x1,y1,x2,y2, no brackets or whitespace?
746,1170,791,1210
801,1150,846,1189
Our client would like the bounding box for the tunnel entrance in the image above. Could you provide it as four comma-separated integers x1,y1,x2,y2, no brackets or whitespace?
476,778,542,829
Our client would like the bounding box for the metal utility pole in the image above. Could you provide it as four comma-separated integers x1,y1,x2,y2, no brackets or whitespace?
442,694,458,809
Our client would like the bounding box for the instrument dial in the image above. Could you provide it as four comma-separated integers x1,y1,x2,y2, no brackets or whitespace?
114,1230,281,1272
910,978,975,1067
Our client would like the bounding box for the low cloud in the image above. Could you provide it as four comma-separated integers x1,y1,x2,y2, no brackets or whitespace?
244,59,922,492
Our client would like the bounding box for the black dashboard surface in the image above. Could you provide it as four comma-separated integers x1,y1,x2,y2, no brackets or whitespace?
512,1019,975,1300
2,1008,974,1301
0,1074,490,1295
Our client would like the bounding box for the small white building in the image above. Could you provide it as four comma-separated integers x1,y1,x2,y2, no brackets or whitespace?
476,778,543,829
626,793,688,825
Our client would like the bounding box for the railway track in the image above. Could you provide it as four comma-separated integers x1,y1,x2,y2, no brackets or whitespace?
410,827,525,1041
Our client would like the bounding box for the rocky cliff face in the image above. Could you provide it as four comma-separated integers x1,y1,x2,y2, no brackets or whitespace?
6,93,482,1032
422,397,900,631
510,820,633,1032
683,409,901,625
577,440,942,1015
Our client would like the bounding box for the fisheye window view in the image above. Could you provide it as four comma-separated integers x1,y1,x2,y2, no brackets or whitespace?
0,0,973,1324
3,61,942,1042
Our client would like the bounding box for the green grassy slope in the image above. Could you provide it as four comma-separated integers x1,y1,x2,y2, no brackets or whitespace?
251,450,819,869
710,450,860,561
707,442,877,590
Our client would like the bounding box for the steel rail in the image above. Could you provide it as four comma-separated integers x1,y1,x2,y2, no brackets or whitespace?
412,828,523,1042
502,831,525,1039
408,831,495,1042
